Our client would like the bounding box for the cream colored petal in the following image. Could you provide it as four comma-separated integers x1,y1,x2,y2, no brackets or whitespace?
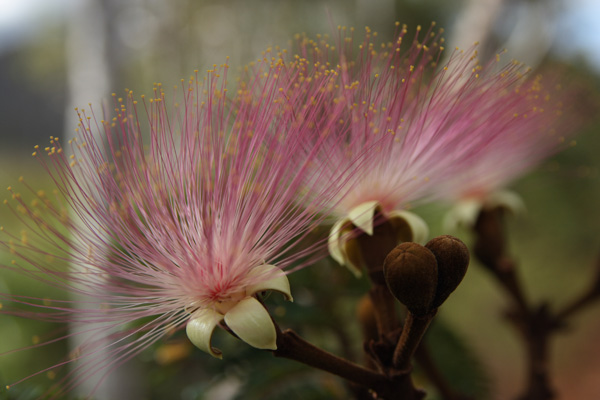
486,190,526,215
388,210,430,244
224,297,277,350
348,200,380,236
342,237,364,278
186,308,225,359
246,264,293,301
328,217,364,277
443,199,482,231
328,217,350,266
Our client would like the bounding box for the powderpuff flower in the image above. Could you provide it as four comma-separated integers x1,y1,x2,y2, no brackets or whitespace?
0,57,349,394
437,72,579,229
296,23,572,276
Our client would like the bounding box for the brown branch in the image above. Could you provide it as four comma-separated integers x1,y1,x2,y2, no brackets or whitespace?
554,290,599,322
473,208,557,400
474,212,600,400
473,208,529,312
393,310,436,371
355,216,403,338
554,252,600,321
272,326,424,400
369,283,400,337
273,328,387,390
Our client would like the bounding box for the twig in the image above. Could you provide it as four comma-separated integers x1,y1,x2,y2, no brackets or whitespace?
393,310,436,371
473,208,560,400
554,253,600,322
272,326,424,400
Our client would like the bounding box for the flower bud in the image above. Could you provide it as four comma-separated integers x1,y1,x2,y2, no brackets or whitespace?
383,242,438,316
425,235,470,308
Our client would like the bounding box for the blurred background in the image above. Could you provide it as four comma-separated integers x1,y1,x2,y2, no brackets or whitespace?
0,0,599,399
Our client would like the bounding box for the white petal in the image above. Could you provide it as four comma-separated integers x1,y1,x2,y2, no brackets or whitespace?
328,217,363,277
348,200,380,236
328,217,350,266
388,210,429,244
186,308,224,359
246,264,293,301
342,238,364,278
224,297,277,350
443,199,482,231
486,190,526,215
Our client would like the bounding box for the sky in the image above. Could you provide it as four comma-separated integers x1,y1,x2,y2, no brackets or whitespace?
553,0,600,69
0,0,76,51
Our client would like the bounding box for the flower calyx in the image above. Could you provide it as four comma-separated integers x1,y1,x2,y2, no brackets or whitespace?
444,190,526,231
328,201,429,277
186,264,292,358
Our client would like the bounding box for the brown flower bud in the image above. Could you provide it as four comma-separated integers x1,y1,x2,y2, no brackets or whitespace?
383,242,438,316
426,235,470,308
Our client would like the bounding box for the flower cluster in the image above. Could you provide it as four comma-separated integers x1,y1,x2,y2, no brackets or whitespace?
0,22,578,396
292,24,577,274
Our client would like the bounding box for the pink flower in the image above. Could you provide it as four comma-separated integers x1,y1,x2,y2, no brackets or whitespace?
436,70,579,228
0,59,348,395
296,24,575,274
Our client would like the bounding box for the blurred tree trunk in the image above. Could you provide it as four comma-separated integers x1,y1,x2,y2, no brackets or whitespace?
449,0,505,61
449,0,558,68
64,0,143,398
